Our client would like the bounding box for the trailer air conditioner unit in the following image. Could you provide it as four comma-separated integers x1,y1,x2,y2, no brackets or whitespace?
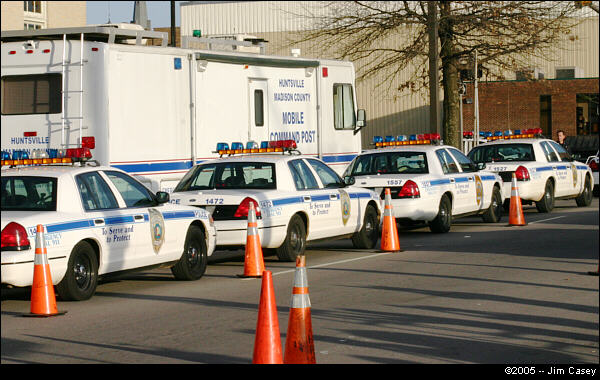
555,66,584,79
515,67,545,81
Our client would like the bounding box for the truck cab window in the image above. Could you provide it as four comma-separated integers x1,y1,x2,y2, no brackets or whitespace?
333,83,356,130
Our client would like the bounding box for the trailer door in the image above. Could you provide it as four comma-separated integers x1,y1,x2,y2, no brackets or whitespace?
248,78,269,144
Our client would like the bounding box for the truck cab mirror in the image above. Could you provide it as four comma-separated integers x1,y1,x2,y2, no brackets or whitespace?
354,109,367,135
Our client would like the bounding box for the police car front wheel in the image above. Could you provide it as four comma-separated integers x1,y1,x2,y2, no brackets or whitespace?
575,175,593,207
56,241,99,301
171,225,208,281
352,205,380,249
276,214,306,262
429,195,452,233
536,180,555,213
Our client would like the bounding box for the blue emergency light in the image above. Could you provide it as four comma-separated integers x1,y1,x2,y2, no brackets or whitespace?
396,135,408,142
384,136,395,142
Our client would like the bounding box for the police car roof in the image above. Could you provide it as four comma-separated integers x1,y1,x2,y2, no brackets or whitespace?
1,164,118,178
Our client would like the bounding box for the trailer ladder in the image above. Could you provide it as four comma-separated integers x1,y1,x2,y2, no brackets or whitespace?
61,33,86,149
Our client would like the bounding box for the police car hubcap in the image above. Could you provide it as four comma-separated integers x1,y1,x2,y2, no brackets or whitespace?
74,261,90,288
187,247,199,266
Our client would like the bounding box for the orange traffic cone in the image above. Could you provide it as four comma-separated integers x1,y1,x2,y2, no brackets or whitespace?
507,173,526,226
380,188,401,252
284,255,316,364
238,201,265,278
253,270,283,364
23,225,66,318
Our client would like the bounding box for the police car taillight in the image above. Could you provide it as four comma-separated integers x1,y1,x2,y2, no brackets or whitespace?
588,159,599,172
1,222,31,251
396,180,420,198
515,165,530,181
234,197,261,219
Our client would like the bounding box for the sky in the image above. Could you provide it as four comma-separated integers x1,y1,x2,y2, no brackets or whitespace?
86,1,183,28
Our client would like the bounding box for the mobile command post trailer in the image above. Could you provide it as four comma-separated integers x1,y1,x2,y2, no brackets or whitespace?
1,26,367,192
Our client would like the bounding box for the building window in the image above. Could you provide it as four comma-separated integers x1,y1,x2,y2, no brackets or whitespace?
24,1,42,13
24,23,42,30
576,94,599,135
540,95,552,137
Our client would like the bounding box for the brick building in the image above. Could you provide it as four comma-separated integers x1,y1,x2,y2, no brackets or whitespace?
461,77,599,141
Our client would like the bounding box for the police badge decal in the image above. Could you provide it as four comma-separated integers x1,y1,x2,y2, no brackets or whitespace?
475,175,483,207
149,208,165,253
339,189,351,225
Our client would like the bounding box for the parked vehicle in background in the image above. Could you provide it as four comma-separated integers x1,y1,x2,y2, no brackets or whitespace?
1,25,366,193
170,140,382,261
467,129,594,212
343,134,504,233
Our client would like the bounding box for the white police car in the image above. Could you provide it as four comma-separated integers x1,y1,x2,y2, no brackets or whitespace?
1,149,216,301
467,129,594,212
169,140,382,261
343,134,505,233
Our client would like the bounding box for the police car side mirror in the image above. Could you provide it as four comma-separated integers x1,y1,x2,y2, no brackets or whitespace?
354,109,367,135
343,176,355,186
477,162,486,170
155,191,170,204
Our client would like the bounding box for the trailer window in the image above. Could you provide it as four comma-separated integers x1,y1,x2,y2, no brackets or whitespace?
254,89,264,126
1,74,62,115
333,83,356,130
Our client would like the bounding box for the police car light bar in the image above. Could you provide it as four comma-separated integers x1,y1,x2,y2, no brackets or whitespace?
0,148,93,167
462,128,543,141
215,140,298,156
373,134,441,147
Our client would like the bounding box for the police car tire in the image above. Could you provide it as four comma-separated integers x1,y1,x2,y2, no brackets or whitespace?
482,186,503,223
56,241,98,301
171,225,207,281
575,175,593,207
351,205,379,249
276,214,306,262
429,195,452,233
535,180,555,213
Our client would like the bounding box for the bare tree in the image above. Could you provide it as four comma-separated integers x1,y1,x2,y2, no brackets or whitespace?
288,1,585,147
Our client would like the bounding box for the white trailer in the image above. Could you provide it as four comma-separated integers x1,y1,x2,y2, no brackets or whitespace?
1,26,366,192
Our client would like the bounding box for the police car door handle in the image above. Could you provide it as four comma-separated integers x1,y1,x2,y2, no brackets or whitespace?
94,219,105,226
449,178,456,183
468,176,474,181
303,195,311,202
329,194,338,200
134,214,144,221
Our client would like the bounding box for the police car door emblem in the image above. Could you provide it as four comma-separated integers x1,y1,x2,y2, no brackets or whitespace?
339,189,351,225
571,163,577,187
149,208,165,253
475,175,483,207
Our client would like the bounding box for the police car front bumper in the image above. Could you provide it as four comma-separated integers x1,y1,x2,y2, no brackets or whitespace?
213,219,287,248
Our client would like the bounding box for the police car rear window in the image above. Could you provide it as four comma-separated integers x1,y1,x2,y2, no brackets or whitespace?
348,152,429,175
1,176,57,211
174,162,276,191
468,144,535,163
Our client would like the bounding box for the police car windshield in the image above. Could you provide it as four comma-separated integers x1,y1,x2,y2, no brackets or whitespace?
348,152,428,175
468,144,535,163
1,176,57,211
174,162,276,191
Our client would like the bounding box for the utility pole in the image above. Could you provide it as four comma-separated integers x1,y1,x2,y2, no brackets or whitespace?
428,1,441,137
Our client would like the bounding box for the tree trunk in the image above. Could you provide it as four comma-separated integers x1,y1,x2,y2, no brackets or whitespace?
438,2,460,149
